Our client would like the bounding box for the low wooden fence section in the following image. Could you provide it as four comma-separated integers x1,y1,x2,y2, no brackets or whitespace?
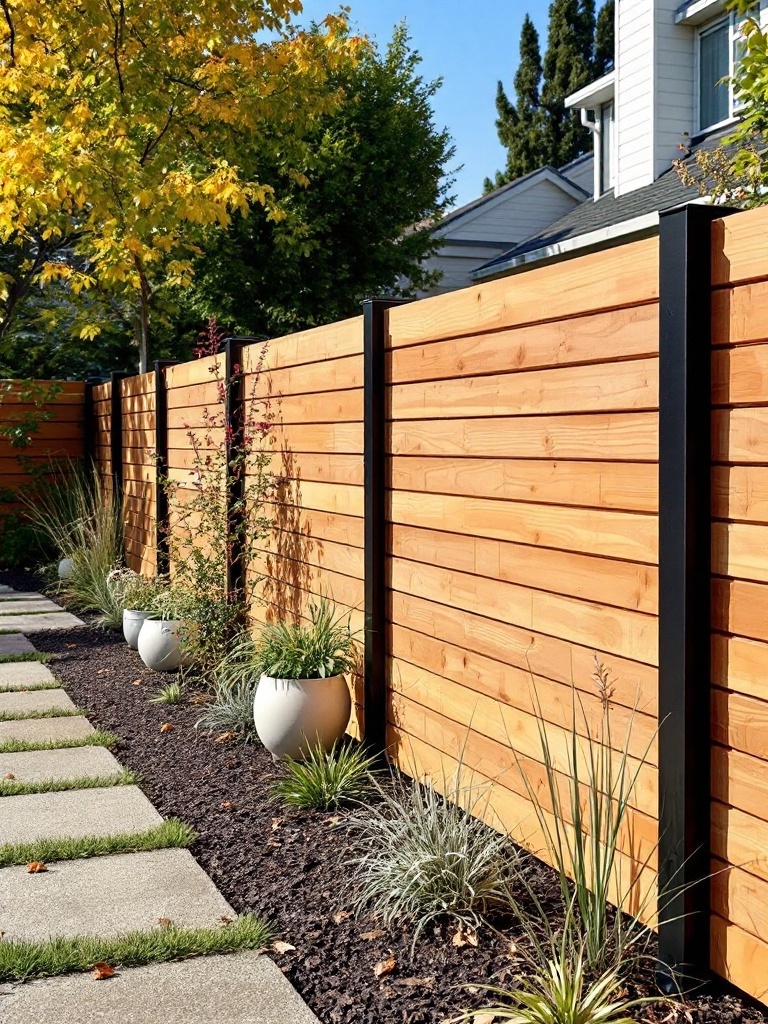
6,203,768,1005
245,317,366,739
385,239,661,916
709,207,768,996
0,380,85,525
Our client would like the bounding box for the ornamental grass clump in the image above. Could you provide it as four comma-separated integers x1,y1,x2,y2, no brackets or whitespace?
254,598,359,679
346,766,520,950
270,739,377,810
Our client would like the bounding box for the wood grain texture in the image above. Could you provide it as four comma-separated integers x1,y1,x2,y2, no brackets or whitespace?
711,689,768,761
713,343,768,406
713,465,768,523
713,281,768,348
712,208,768,287
242,316,363,373
712,521,768,583
713,407,768,462
711,914,768,1003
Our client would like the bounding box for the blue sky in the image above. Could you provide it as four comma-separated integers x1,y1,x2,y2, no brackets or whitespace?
297,1,553,210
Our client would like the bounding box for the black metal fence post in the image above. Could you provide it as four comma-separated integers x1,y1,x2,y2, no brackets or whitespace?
362,298,409,754
109,371,129,514
153,361,178,577
224,339,246,603
656,203,736,989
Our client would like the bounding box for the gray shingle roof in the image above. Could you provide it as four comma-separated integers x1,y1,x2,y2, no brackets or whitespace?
478,127,732,270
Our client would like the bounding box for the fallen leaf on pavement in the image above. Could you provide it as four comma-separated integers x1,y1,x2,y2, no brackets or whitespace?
214,731,236,743
452,925,479,948
360,929,386,941
373,956,396,979
157,918,172,929
159,723,174,733
220,915,234,926
92,962,116,980
26,861,47,873
333,910,351,924
4,773,14,779
271,940,296,955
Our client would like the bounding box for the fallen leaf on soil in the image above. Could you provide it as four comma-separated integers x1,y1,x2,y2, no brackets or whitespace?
157,918,172,929
327,814,343,826
65,644,78,649
220,800,234,810
214,731,236,743
396,976,434,988
26,861,47,873
96,669,110,676
4,773,14,779
360,930,386,941
159,723,174,733
473,1014,498,1024
270,817,283,832
373,956,396,979
131,679,143,686
333,910,351,924
452,925,478,948
266,838,281,847
507,941,518,957
271,940,296,955
92,962,116,980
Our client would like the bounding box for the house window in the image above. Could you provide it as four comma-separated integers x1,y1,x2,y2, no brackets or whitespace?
599,101,615,193
698,7,758,133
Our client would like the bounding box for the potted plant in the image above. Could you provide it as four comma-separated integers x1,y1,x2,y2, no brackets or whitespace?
113,571,166,649
252,598,359,760
137,586,191,673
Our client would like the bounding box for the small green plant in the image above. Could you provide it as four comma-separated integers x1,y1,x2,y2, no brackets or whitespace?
107,569,167,614
516,657,658,974
455,922,656,1024
0,913,270,983
347,766,520,950
149,681,182,705
254,598,359,679
270,740,377,810
195,674,259,739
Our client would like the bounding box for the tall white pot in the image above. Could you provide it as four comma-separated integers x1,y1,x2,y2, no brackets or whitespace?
253,673,351,760
58,557,74,580
137,618,186,672
123,609,152,650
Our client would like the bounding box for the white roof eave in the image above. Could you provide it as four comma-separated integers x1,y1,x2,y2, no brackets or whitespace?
565,71,616,110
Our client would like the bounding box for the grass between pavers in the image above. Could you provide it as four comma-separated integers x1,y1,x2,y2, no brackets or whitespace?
0,913,271,983
0,608,69,617
0,707,83,722
0,817,195,868
0,682,60,694
0,653,53,665
0,770,138,798
0,731,118,754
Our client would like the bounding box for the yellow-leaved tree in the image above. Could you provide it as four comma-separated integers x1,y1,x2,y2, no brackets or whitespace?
0,1,362,369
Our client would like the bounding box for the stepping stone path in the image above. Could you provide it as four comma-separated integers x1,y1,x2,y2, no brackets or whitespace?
0,587,318,1024
0,592,85,633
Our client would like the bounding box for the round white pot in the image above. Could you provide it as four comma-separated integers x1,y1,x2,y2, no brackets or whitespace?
253,673,351,761
58,557,74,580
137,618,186,672
123,609,153,650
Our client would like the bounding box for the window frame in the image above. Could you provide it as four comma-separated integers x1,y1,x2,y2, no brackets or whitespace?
695,6,757,135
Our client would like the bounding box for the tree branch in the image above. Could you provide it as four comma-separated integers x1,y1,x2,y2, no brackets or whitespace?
0,0,15,64
139,104,175,166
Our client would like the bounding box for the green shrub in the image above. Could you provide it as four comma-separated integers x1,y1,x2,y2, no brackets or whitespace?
253,598,359,679
149,681,182,704
270,740,376,810
347,767,519,949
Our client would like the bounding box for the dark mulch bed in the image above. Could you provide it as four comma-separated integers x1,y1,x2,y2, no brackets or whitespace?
4,566,767,1024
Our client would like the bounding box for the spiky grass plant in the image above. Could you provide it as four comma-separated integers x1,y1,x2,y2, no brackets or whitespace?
194,635,259,738
517,657,658,974
253,597,359,679
347,766,520,950
270,740,377,810
20,464,124,627
149,681,182,705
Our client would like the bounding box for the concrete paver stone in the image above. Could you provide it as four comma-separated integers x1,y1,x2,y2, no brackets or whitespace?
0,636,35,656
0,745,124,784
1,785,162,845
0,601,66,615
0,689,76,716
0,849,236,941
0,612,84,632
0,662,57,689
0,593,50,601
0,716,95,745
0,952,321,1024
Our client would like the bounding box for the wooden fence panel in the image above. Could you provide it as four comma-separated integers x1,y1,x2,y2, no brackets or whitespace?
385,236,660,913
709,207,768,1001
243,317,365,739
120,371,156,575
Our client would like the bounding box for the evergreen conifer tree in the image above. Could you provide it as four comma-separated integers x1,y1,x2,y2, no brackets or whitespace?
483,15,543,192
540,0,593,167
594,0,615,76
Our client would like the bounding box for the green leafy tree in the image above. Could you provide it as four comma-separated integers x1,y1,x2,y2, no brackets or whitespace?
483,16,545,192
176,24,454,340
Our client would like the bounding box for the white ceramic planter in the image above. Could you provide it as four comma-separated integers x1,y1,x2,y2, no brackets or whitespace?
58,557,74,580
253,673,351,760
123,609,152,650
137,618,186,672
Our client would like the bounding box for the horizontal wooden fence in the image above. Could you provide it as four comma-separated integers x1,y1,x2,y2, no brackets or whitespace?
4,202,768,1004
